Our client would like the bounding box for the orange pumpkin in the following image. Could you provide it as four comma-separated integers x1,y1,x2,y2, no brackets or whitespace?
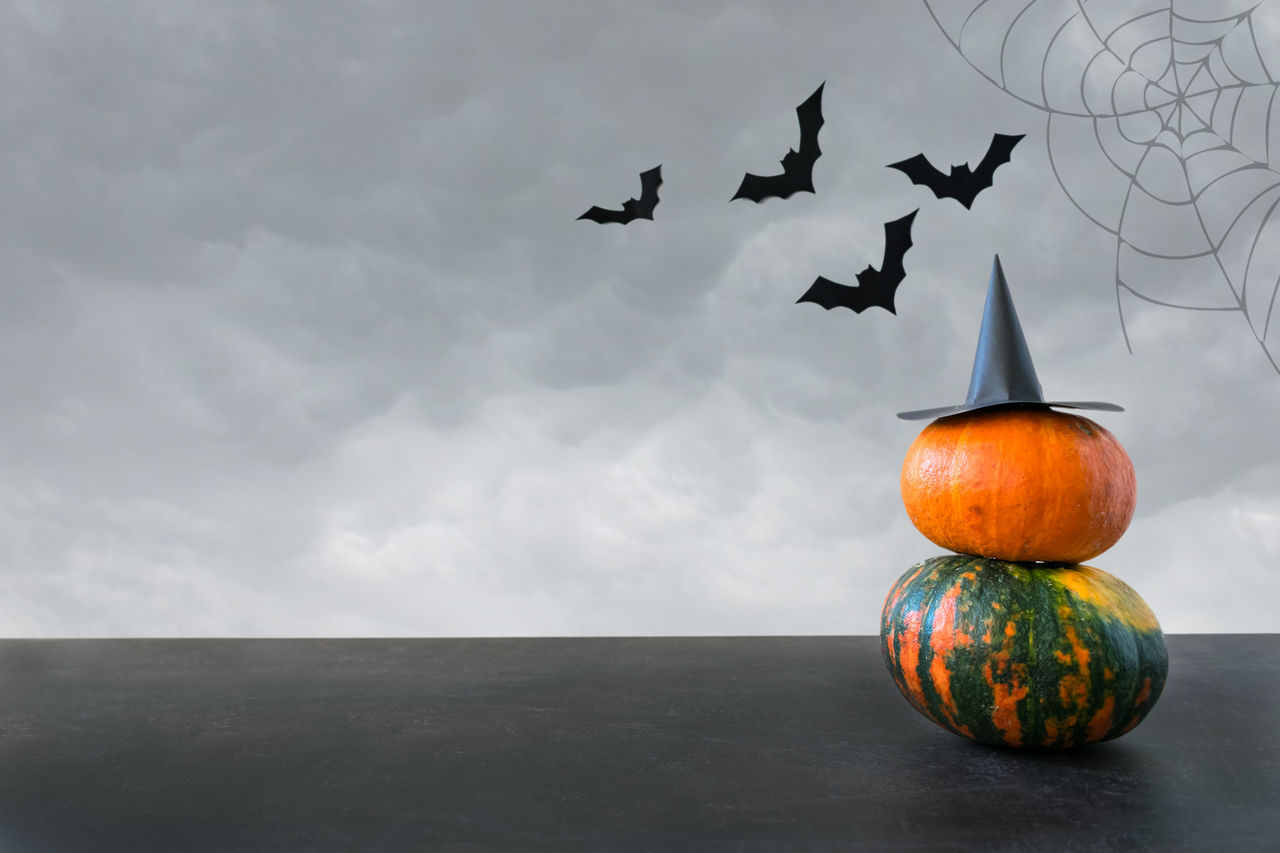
900,405,1136,563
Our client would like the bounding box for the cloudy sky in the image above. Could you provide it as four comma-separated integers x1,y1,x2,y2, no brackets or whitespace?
2,0,1277,637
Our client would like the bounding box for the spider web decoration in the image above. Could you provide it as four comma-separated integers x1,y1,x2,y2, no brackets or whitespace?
924,0,1280,375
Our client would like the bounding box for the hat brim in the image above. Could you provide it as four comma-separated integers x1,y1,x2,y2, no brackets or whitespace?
896,399,1125,421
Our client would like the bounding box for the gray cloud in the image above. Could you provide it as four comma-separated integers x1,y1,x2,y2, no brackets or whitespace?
0,1,1275,636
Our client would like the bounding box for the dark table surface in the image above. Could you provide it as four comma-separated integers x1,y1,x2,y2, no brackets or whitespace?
0,634,1275,852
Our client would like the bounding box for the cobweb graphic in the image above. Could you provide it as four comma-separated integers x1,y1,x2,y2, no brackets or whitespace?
924,0,1280,374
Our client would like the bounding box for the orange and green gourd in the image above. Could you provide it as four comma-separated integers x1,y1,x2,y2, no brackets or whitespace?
881,555,1167,748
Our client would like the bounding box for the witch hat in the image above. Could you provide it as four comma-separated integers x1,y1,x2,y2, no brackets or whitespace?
897,255,1123,420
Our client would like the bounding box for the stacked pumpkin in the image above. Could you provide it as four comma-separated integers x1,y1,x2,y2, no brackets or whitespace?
880,257,1167,749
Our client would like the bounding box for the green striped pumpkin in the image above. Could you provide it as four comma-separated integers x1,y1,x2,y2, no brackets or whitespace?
881,555,1167,748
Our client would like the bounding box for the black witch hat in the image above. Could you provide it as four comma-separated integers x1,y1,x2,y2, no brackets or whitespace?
897,255,1123,421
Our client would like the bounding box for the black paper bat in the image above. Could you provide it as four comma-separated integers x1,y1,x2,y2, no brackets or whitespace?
731,82,825,203
796,209,918,314
887,133,1025,209
578,165,663,224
